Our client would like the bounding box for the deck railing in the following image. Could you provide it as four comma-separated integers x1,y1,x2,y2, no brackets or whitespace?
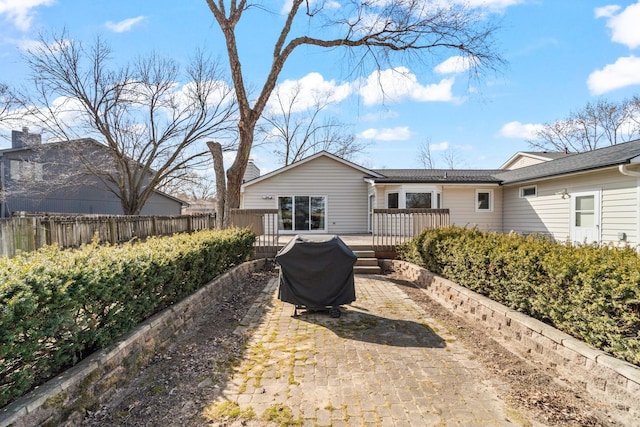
229,209,279,256
372,208,450,250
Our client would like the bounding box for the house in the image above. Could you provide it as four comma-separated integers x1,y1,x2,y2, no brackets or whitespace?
0,128,186,217
240,139,640,246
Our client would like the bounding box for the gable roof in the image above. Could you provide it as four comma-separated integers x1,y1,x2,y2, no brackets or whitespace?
499,151,571,170
241,139,640,189
241,151,384,189
1,138,187,206
369,169,503,184
496,139,640,184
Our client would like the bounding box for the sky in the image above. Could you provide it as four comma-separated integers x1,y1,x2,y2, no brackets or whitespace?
1,0,640,174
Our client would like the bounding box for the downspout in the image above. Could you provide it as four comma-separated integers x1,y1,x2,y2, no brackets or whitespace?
618,164,640,247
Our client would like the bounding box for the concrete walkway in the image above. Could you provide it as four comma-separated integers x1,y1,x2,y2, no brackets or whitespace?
215,275,521,426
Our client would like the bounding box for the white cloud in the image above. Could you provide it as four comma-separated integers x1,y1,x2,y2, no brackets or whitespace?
0,0,54,31
430,141,449,151
434,56,478,74
499,121,544,139
596,1,640,49
587,55,640,95
105,16,145,33
359,67,457,105
461,0,524,13
267,72,353,114
594,5,620,18
358,126,412,141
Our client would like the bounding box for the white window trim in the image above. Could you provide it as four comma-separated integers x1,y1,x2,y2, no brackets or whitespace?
385,185,442,209
519,185,537,198
277,194,328,233
386,191,399,209
475,189,493,212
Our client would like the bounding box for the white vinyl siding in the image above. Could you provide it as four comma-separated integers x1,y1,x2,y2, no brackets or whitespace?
442,186,503,232
241,155,369,234
502,168,639,245
504,156,547,170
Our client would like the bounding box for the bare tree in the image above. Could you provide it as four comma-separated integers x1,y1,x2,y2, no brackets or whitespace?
260,82,365,166
204,0,504,224
159,169,217,201
441,147,466,169
19,31,237,215
207,141,227,226
0,83,20,126
418,139,434,169
528,96,640,153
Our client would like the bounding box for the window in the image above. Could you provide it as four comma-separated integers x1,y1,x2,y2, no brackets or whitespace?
520,185,537,198
387,192,399,209
278,196,326,231
10,160,43,181
575,195,595,227
476,190,492,212
406,192,432,208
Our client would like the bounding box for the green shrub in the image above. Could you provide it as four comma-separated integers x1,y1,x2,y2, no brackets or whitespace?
399,226,640,366
0,227,255,408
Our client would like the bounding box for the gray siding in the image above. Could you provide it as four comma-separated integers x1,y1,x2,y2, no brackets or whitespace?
242,155,369,234
1,142,183,217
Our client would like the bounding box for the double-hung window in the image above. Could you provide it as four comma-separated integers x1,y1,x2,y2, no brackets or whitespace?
476,190,493,212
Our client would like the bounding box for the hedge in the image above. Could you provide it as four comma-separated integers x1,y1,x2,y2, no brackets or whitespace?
0,227,255,408
398,226,640,366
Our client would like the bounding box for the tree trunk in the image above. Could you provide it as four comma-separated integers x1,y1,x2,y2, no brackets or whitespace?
225,120,255,212
207,141,227,228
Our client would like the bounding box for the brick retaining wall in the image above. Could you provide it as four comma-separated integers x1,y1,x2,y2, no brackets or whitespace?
383,259,640,426
0,259,270,427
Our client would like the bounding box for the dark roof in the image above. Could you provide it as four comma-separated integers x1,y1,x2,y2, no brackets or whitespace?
366,140,640,185
496,139,640,184
369,169,503,184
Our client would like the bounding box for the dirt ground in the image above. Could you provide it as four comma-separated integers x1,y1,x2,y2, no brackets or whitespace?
80,268,620,427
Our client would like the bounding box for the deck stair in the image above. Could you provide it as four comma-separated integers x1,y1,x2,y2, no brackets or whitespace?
352,249,381,275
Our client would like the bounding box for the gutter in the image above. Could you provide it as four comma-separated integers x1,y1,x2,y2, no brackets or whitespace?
618,164,640,177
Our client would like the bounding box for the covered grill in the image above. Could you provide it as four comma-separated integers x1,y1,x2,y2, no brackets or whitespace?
276,235,357,317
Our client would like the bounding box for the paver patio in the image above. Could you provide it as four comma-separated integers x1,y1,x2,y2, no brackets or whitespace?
214,274,523,426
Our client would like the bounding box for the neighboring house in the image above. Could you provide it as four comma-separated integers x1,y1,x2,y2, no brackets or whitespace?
241,139,640,246
0,129,186,217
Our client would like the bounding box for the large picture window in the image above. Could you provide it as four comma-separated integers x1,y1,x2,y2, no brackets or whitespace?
406,192,432,208
278,196,326,231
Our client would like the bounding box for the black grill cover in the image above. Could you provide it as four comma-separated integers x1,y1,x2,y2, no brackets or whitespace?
276,235,357,307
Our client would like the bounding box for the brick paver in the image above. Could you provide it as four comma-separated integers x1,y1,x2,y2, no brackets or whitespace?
220,274,521,426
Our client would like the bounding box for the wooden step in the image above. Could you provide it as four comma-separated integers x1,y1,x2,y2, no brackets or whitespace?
353,265,381,274
352,249,380,274
353,250,375,258
355,257,378,266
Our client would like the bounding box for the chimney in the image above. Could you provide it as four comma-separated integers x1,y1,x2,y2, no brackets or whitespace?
242,159,261,183
11,127,42,149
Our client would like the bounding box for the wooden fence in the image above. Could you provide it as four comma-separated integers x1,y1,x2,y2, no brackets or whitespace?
229,209,279,256
0,214,217,258
372,208,450,250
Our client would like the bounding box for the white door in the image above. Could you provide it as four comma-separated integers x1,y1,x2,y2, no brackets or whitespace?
570,191,600,244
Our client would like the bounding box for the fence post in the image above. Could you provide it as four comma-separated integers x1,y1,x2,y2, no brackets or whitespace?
108,218,117,244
